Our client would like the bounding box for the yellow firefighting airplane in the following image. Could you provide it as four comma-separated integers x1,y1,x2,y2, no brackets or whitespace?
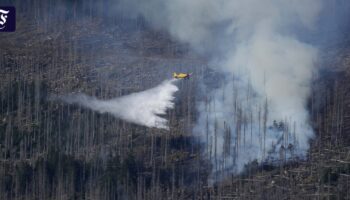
173,72,192,79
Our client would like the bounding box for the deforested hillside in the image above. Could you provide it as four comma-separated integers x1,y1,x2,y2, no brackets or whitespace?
0,0,350,200
0,1,206,199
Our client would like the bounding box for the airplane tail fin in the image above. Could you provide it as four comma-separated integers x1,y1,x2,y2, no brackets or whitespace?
173,73,177,78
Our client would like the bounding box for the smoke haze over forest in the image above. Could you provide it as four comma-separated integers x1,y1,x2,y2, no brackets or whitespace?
0,0,350,199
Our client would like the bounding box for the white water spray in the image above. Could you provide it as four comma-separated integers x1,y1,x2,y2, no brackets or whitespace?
60,79,178,129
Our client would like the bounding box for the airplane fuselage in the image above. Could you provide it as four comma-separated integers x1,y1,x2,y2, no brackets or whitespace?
173,73,191,79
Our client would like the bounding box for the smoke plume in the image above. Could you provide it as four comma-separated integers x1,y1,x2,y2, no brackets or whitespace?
116,0,328,176
60,79,178,129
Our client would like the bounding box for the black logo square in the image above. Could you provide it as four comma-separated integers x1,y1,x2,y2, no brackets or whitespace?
0,6,15,32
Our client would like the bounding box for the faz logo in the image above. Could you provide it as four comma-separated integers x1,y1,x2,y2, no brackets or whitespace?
0,6,15,32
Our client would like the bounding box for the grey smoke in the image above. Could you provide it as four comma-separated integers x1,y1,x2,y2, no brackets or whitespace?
116,0,331,177
60,79,178,130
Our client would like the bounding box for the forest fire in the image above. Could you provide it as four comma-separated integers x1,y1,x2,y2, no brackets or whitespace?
0,0,349,199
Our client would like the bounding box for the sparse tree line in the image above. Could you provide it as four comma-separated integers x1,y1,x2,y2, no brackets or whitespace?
0,0,350,199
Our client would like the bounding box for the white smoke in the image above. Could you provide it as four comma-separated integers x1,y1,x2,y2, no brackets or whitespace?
60,79,178,130
116,0,323,175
